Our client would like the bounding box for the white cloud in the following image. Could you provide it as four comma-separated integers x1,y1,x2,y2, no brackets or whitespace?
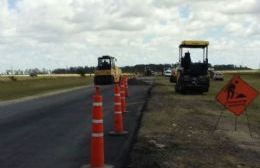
152,0,184,8
222,0,260,14
0,0,260,72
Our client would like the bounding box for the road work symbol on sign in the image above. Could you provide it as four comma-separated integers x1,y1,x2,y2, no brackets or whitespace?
216,75,259,116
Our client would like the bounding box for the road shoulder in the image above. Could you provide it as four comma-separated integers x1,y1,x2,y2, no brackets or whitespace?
129,77,260,168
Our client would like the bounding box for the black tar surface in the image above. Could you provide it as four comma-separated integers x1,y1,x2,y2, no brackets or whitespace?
0,77,154,168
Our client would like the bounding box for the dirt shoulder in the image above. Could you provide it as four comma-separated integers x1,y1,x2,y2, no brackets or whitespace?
129,76,260,168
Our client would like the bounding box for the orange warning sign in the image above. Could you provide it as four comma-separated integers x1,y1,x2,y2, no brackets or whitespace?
216,75,259,116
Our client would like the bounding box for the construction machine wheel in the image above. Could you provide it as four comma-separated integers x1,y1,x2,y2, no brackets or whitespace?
175,75,185,93
170,76,176,83
175,81,182,92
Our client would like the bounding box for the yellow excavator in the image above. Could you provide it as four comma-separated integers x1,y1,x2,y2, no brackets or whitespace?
94,55,122,85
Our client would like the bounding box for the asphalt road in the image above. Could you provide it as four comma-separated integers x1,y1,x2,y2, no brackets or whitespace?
0,77,154,168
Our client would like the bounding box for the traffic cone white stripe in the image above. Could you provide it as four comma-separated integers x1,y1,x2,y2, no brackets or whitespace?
92,133,104,137
92,119,103,124
93,102,102,106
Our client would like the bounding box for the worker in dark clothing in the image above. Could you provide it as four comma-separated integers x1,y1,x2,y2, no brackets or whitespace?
102,60,109,69
183,51,191,69
226,80,238,100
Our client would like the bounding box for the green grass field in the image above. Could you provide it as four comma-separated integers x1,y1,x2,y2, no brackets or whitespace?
130,73,260,168
0,76,93,101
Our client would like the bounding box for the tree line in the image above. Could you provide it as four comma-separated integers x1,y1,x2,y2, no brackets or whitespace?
3,64,251,75
52,64,251,73
52,66,95,74
212,64,251,70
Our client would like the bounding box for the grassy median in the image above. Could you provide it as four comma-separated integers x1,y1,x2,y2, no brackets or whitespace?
0,76,93,101
130,74,260,168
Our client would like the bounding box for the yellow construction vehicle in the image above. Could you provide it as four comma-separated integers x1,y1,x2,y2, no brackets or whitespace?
175,40,210,93
94,55,122,85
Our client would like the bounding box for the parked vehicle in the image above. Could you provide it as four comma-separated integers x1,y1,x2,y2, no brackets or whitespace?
163,69,172,77
213,71,224,81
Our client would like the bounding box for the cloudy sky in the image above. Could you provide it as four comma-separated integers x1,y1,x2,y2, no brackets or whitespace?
0,0,260,72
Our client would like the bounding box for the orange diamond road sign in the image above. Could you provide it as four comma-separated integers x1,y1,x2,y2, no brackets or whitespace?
216,75,259,116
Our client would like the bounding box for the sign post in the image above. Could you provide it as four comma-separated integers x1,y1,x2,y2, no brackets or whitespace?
214,75,259,136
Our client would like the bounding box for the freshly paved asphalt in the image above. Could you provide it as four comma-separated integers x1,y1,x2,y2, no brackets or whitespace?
0,77,153,168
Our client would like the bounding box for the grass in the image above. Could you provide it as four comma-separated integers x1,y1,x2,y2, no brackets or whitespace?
130,74,260,168
0,76,93,101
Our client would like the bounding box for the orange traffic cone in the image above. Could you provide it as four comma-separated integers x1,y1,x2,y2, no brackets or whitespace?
84,87,113,168
124,77,129,97
91,87,104,167
120,83,127,113
109,84,128,135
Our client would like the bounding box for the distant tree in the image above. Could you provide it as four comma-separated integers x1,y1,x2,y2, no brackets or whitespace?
29,72,38,77
52,66,95,74
214,64,251,70
9,76,17,81
77,67,85,77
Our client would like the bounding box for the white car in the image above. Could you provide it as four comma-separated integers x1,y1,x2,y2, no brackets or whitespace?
163,69,172,77
213,71,224,80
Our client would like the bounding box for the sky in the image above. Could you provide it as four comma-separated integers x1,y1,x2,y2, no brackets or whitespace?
0,0,260,72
